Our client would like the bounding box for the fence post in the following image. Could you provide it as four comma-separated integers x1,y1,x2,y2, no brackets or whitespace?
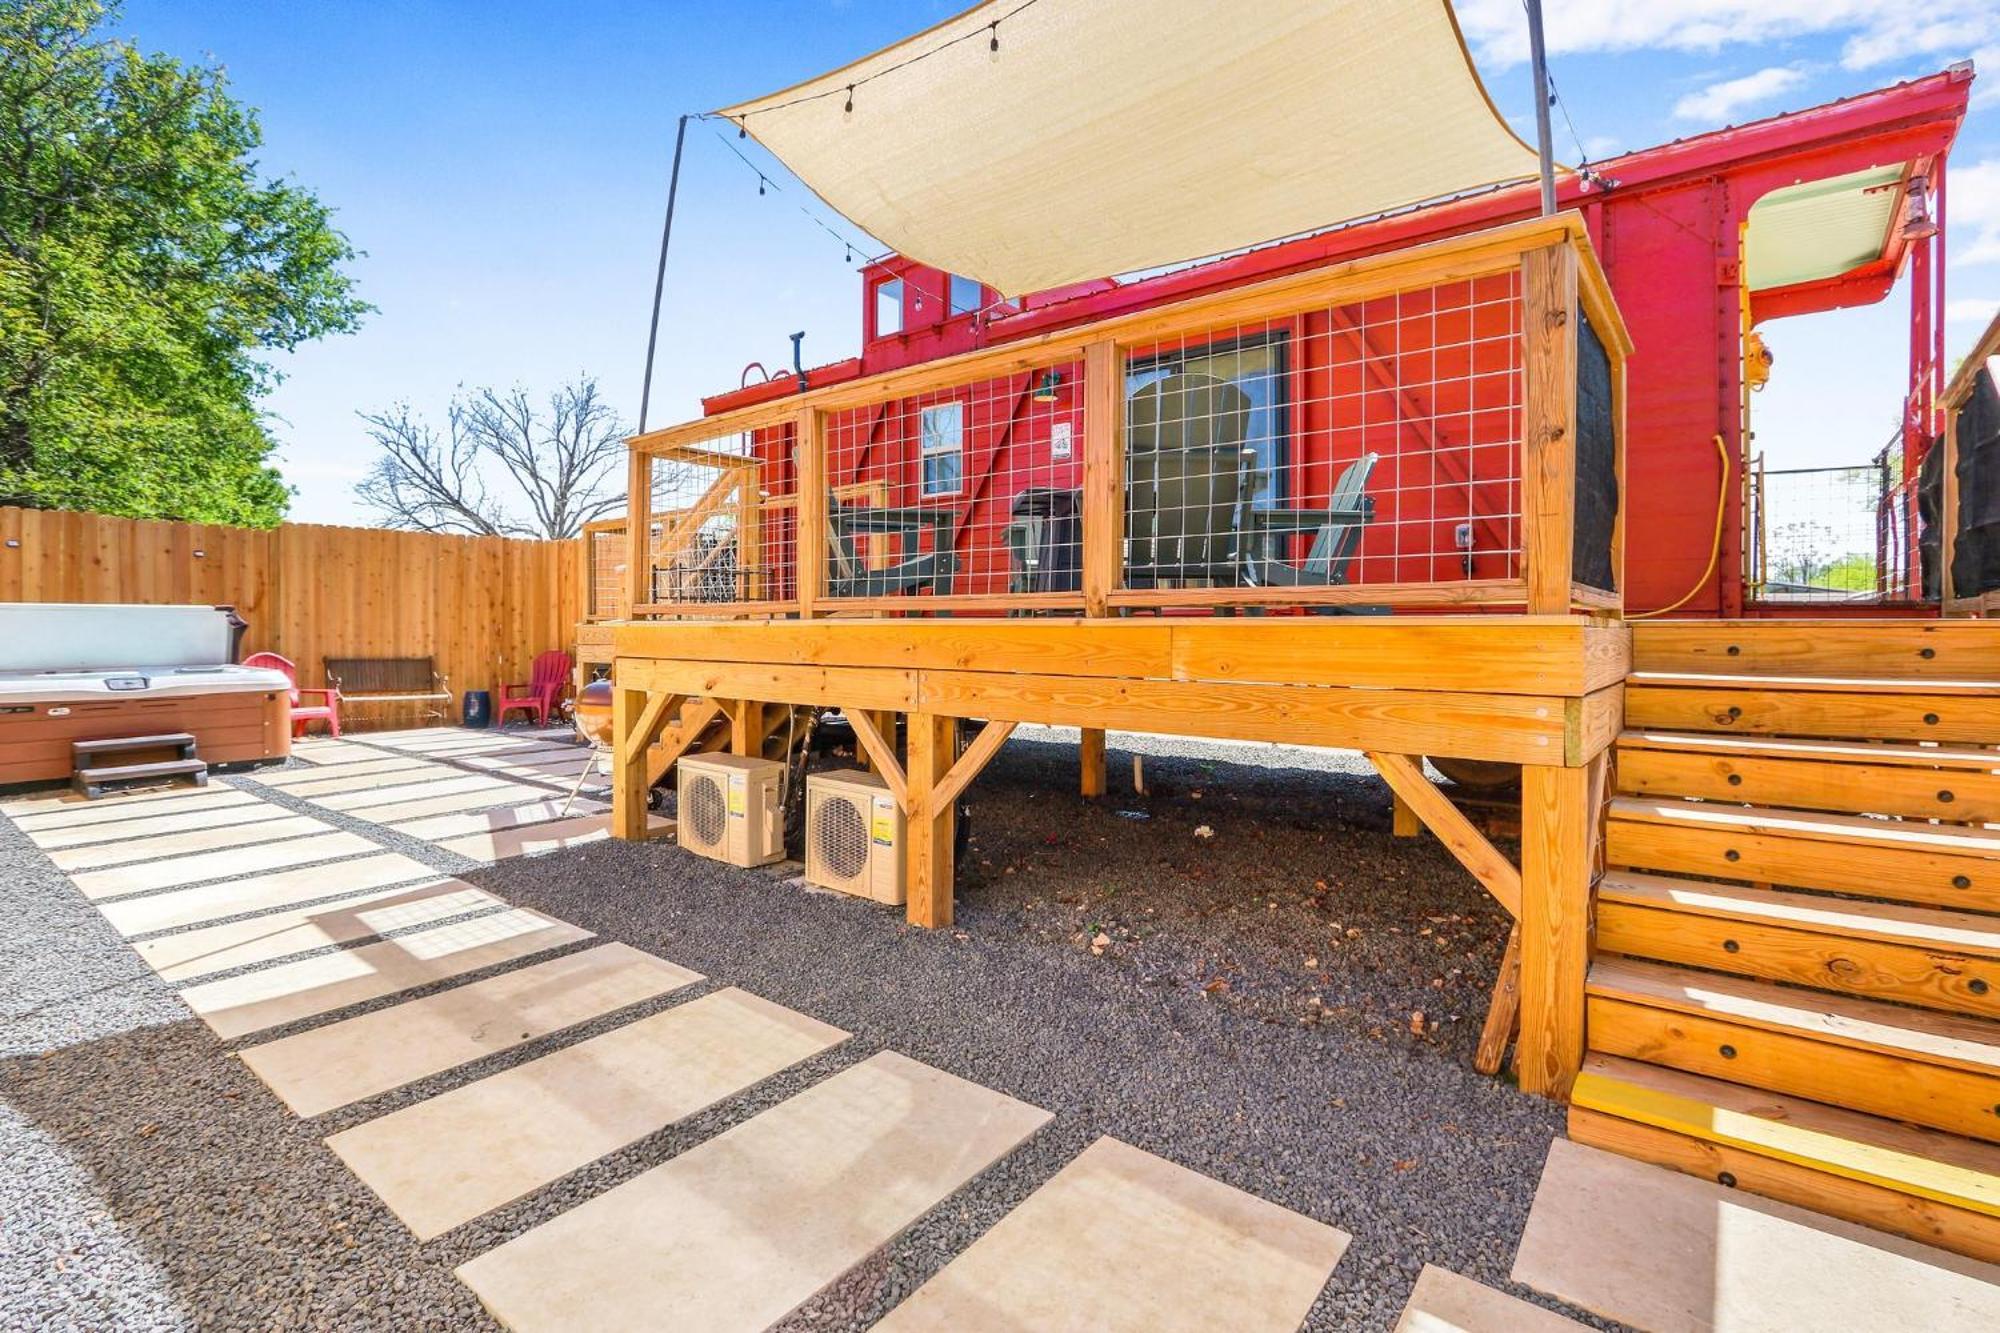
796,409,826,620
1082,339,1124,619
626,449,652,617
1522,243,1579,615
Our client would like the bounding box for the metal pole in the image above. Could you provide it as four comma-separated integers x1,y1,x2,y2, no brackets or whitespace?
1524,0,1558,216
637,114,690,435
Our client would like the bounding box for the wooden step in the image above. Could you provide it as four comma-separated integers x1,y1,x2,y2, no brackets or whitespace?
1586,957,2000,1142
1627,678,2000,744
1630,620,2000,681
73,731,197,757
1597,872,2000,1018
71,756,208,799
1615,731,2000,823
1607,798,2000,911
1567,1054,2000,1262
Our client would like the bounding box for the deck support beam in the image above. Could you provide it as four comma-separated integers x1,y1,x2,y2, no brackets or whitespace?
1080,728,1106,798
612,685,676,840
906,714,958,928
1366,752,1522,917
1517,757,1601,1097
847,707,910,812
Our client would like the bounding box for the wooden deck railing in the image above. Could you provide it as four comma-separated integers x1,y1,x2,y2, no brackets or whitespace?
622,213,1630,622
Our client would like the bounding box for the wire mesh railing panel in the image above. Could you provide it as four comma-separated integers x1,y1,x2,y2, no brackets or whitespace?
1117,271,1523,601
586,526,627,620
822,358,1088,604
641,425,798,610
1751,452,1909,603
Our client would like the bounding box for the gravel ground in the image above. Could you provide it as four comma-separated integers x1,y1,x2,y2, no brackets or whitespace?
1,728,1610,1331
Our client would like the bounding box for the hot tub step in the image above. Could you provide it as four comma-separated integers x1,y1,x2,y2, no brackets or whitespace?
71,731,207,799
73,731,198,756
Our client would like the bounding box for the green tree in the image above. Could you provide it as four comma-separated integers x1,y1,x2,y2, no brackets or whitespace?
0,0,369,525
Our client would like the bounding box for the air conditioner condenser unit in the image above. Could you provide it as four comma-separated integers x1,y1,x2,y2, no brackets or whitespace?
676,753,785,869
805,769,904,905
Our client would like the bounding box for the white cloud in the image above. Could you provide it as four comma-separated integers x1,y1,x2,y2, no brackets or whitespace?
1955,160,2000,268
1947,298,1998,323
1457,1,1998,73
1672,66,1808,122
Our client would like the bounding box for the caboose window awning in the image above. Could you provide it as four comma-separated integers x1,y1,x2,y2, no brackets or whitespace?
717,0,1549,297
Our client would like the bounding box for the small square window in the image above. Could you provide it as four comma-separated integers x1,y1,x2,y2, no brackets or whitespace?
948,274,982,317
919,402,963,496
874,278,904,337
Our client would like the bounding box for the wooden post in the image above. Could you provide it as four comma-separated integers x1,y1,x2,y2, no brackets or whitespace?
1082,339,1125,618
906,713,957,929
1521,243,1579,615
1392,793,1420,838
625,449,652,616
612,682,670,840
730,699,762,756
795,409,826,620
1517,761,1594,1098
1080,727,1106,797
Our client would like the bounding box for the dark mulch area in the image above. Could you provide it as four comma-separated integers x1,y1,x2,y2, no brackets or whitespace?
949,735,1517,1063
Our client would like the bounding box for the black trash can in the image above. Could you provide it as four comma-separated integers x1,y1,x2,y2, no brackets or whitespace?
462,689,492,728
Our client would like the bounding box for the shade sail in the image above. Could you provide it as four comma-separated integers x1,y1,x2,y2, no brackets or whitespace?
719,0,1546,296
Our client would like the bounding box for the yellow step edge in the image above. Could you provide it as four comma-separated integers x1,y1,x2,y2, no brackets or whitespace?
1570,1069,2000,1219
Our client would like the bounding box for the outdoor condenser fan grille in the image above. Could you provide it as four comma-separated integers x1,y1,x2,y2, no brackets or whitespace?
813,794,870,882
684,772,728,850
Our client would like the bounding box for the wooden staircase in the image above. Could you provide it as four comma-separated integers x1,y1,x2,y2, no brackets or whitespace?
1571,620,2000,1262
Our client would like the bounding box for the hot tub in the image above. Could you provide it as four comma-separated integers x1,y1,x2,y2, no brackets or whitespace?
0,605,292,786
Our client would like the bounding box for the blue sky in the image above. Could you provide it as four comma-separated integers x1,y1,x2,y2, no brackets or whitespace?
112,0,2000,525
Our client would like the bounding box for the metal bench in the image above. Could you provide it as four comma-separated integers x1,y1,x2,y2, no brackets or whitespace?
323,657,452,718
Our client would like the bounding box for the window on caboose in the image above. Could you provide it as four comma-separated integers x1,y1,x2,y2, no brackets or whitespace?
873,277,904,337
1125,331,1291,505
948,274,983,318
919,402,963,496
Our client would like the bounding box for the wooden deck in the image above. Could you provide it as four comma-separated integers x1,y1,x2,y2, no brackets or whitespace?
602,614,1625,1098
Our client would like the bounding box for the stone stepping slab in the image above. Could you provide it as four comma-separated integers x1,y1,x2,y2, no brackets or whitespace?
371,732,549,756
257,756,437,787
438,814,662,864
69,830,378,899
314,773,519,812
97,853,439,937
240,942,699,1118
180,908,592,1041
345,783,554,826
455,1051,1051,1333
329,986,847,1241
1512,1139,2000,1333
48,815,333,872
391,799,607,843
26,800,290,850
876,1136,1349,1333
265,764,461,798
137,880,502,983
12,786,260,832
1,781,217,817
288,740,401,766
1392,1265,1587,1332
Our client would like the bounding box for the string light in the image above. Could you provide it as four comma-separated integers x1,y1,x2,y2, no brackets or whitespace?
724,0,1045,123
696,118,1005,321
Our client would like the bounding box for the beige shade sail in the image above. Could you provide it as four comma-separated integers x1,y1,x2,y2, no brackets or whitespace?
719,0,1547,296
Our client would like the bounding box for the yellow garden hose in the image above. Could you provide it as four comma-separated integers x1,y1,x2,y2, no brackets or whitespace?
1629,434,1729,619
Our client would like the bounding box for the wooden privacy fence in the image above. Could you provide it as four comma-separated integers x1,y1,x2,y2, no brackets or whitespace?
0,507,583,726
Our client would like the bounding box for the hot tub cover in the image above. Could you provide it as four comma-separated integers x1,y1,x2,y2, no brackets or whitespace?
719,0,1548,295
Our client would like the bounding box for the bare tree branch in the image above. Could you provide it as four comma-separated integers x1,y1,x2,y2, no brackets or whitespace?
354,400,514,536
355,374,628,539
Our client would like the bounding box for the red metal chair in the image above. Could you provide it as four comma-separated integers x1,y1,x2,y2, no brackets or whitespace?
495,650,572,727
244,651,342,738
